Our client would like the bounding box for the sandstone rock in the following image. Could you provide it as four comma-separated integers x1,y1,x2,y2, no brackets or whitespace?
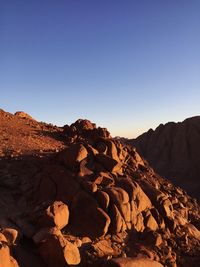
92,239,114,257
101,139,120,162
14,111,34,120
105,187,131,226
173,210,187,226
0,233,19,267
144,211,158,231
132,182,152,213
185,223,200,240
120,203,131,225
81,181,97,193
105,187,129,205
104,257,164,267
150,208,165,229
79,158,94,177
63,234,82,247
96,141,108,154
0,244,13,267
2,228,18,245
63,240,81,265
93,172,114,186
109,204,126,233
160,198,174,218
118,179,152,213
72,119,96,131
1,113,200,267
64,119,110,142
95,154,122,173
140,182,164,203
63,143,88,169
134,151,145,167
96,127,111,139
81,236,92,244
111,232,128,244
130,200,138,225
143,231,163,247
71,190,110,238
85,144,99,156
141,182,174,219
10,257,19,267
38,230,80,267
134,213,145,232
96,190,110,210
33,227,61,244
37,165,81,205
38,201,69,230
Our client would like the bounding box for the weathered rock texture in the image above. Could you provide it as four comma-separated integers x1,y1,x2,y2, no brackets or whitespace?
128,116,200,200
0,110,200,267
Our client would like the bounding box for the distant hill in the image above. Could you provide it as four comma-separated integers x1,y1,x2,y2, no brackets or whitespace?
0,109,65,157
128,116,200,200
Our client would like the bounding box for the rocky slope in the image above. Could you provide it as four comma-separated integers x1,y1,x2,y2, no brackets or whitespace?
0,110,200,267
0,109,65,157
129,116,200,200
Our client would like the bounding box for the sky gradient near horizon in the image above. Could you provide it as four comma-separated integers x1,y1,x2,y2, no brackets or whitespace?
1,0,200,137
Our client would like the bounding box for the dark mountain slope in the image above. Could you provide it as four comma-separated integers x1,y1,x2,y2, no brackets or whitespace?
129,116,200,200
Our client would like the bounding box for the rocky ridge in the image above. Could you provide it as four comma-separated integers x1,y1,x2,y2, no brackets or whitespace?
0,109,65,157
0,111,200,267
128,116,200,200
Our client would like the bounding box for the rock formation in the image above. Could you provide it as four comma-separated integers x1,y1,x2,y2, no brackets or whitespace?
129,116,200,200
0,110,199,266
14,111,35,121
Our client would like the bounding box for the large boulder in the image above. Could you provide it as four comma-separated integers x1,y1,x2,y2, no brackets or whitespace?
96,190,110,210
95,154,122,173
14,111,34,120
105,187,131,227
63,143,88,169
70,191,111,238
37,201,69,230
37,228,80,267
0,233,19,267
118,179,152,213
109,204,126,233
37,165,80,206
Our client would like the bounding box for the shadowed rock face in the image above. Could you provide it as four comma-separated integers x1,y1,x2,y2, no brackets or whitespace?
129,116,200,200
0,111,200,267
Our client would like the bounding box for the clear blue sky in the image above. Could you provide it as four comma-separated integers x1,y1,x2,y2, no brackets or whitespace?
1,0,200,137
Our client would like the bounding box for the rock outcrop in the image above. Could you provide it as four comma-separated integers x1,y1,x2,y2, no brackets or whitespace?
129,116,200,200
0,113,199,267
14,111,34,121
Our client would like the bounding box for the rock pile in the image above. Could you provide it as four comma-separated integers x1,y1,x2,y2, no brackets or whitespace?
0,118,200,267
